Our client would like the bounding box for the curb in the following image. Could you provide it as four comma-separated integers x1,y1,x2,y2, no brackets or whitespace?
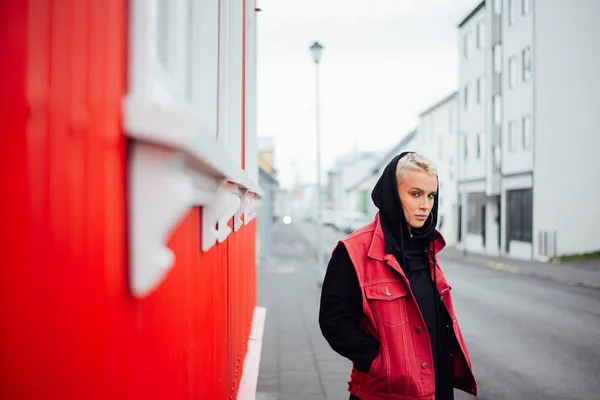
441,253,600,291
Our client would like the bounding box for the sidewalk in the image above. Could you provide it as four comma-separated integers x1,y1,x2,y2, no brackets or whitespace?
441,247,600,290
256,222,352,400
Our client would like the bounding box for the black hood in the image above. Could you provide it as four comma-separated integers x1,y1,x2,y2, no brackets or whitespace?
371,151,439,251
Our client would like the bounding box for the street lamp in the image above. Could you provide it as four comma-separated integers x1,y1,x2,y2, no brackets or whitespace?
310,41,325,284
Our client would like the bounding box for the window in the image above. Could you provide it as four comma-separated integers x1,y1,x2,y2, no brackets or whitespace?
477,22,485,49
522,47,532,81
507,189,533,242
508,56,517,88
493,145,502,173
522,115,532,149
476,132,484,159
493,95,502,126
522,0,531,15
508,120,518,152
463,85,469,110
494,0,502,15
464,134,469,160
477,76,485,105
493,44,502,74
509,0,517,25
464,32,472,59
467,192,486,234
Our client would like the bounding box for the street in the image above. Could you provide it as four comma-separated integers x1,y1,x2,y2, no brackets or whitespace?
257,220,600,400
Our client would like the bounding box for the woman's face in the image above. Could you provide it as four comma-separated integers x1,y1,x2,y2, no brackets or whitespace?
397,169,438,230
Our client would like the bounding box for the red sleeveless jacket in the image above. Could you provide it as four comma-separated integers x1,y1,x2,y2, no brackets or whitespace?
341,213,477,400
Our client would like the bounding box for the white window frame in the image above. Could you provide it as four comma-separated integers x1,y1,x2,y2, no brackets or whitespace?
522,47,532,82
493,94,502,126
508,56,517,88
522,115,532,149
477,76,485,105
493,145,502,173
508,120,518,152
522,0,531,15
493,43,502,75
494,0,502,15
477,22,485,50
509,0,517,25
124,0,262,298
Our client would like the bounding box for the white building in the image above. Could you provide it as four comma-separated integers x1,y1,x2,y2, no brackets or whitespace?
458,0,600,260
414,93,461,247
347,131,417,219
326,150,381,213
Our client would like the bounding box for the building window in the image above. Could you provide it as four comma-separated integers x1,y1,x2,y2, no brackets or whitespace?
522,0,532,15
508,56,517,88
523,47,532,81
464,134,469,160
509,0,517,25
493,145,502,173
464,32,472,59
477,76,485,105
522,115,532,149
464,85,469,110
508,120,518,152
476,132,484,159
477,22,485,49
493,43,502,74
494,0,502,15
507,188,533,242
467,192,486,235
493,95,502,126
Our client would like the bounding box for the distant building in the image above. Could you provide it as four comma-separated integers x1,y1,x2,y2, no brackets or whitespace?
414,93,460,246
348,131,417,219
258,137,279,260
327,150,381,213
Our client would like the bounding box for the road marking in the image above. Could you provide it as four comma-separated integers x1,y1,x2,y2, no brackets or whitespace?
485,261,520,274
483,261,600,291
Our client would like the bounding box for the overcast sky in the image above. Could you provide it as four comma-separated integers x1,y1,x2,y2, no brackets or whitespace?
257,0,483,189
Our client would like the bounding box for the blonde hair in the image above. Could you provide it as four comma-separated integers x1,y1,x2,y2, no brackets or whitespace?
395,152,438,184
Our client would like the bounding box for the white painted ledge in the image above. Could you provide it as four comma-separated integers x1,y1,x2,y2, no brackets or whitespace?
123,96,262,298
237,306,267,400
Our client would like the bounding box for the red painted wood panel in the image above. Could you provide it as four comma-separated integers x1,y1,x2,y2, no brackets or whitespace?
0,0,257,399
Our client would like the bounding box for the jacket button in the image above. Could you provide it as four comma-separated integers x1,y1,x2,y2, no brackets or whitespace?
415,326,421,333
421,363,428,369
440,295,444,302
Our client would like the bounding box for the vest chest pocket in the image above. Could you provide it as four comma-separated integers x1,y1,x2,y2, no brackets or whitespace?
365,282,409,327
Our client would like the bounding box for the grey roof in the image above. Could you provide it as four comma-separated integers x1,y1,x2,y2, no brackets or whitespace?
418,91,457,117
457,1,485,28
347,130,417,192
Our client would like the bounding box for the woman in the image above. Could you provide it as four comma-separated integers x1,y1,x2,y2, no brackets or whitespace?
318,152,477,400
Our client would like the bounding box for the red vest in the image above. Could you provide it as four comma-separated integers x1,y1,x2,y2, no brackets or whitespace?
341,213,477,400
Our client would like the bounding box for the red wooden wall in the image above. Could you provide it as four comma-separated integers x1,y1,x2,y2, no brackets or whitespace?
0,1,257,398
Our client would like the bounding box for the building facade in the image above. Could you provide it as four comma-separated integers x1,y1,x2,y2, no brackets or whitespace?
458,0,600,260
415,93,461,247
0,1,263,398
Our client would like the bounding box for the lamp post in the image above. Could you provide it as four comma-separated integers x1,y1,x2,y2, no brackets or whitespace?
310,41,325,283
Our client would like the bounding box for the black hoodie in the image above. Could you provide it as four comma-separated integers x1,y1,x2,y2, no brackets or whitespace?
319,152,455,400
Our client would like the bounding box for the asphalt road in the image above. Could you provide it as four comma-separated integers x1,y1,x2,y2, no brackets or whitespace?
294,220,600,400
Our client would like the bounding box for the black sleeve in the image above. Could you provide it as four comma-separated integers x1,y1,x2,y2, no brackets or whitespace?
318,243,380,373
